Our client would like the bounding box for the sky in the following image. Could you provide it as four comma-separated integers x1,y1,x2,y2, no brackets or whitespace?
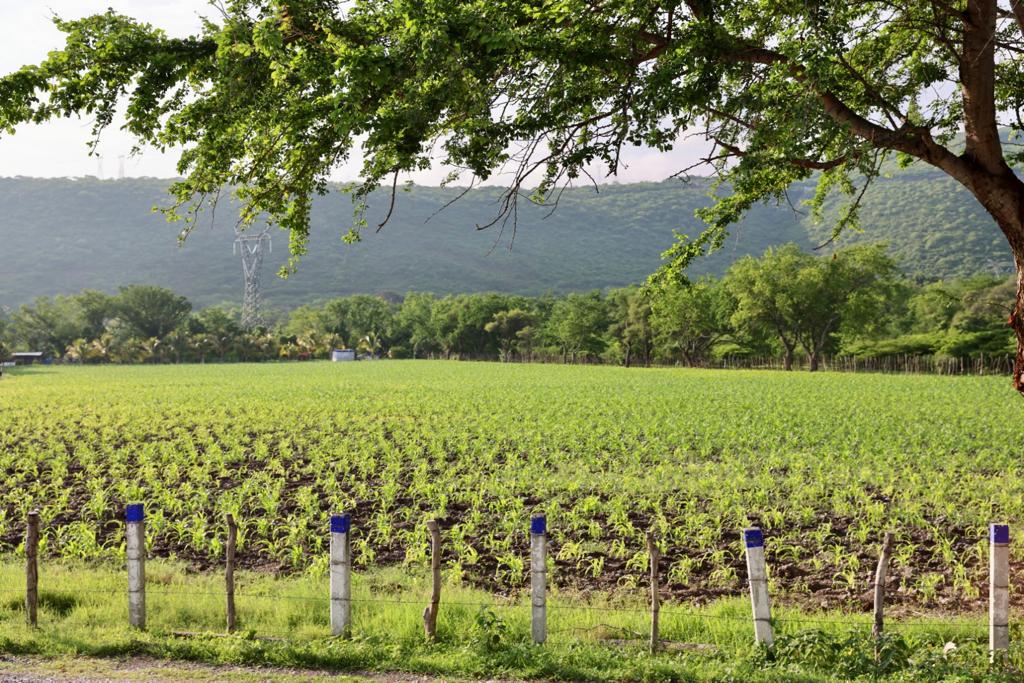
0,1,709,183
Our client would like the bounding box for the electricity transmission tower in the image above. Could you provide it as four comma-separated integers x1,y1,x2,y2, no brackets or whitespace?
233,226,272,328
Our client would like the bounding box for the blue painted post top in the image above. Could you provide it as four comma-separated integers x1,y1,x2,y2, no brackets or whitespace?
331,513,351,534
744,528,764,549
125,503,144,523
530,515,546,535
991,524,1010,545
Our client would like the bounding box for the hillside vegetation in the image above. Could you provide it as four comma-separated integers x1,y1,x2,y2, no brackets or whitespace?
0,170,1011,309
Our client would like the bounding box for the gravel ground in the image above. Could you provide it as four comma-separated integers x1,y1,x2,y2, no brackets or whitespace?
0,656,479,683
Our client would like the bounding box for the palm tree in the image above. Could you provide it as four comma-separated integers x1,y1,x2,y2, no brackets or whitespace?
88,334,113,363
357,331,383,358
242,331,278,361
163,328,190,364
296,332,321,360
188,333,218,364
110,336,146,364
279,340,299,360
139,337,162,364
65,338,89,364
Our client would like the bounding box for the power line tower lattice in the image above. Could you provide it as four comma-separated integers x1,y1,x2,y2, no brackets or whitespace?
234,226,272,328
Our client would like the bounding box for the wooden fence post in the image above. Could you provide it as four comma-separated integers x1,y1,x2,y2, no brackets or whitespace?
872,532,894,639
330,513,352,637
225,513,237,633
646,531,660,653
530,514,547,645
25,510,39,627
423,519,441,640
743,527,773,645
990,524,1009,662
126,503,146,630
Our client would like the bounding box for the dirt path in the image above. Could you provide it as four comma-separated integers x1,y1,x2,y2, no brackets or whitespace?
0,656,488,683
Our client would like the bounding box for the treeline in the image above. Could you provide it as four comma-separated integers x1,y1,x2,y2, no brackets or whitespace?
0,243,1014,369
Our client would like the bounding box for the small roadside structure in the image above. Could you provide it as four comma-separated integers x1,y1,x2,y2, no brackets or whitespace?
331,349,356,362
12,352,50,365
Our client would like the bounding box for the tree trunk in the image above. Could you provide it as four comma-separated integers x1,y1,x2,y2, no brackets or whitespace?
959,168,1024,394
1009,248,1024,393
782,346,794,371
808,352,819,373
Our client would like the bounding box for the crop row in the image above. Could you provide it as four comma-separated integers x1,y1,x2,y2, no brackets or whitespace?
1,362,1021,610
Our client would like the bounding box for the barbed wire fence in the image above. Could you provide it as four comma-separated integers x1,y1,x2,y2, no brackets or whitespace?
9,507,1012,657
427,353,1015,376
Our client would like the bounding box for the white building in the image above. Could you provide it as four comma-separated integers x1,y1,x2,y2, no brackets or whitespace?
331,348,356,362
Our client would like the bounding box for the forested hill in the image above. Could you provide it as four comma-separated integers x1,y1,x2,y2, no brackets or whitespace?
0,170,1013,309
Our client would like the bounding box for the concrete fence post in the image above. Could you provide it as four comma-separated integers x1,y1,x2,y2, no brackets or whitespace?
645,531,660,653
530,514,547,645
225,513,237,633
743,527,773,645
126,503,146,630
330,513,352,637
990,524,1010,661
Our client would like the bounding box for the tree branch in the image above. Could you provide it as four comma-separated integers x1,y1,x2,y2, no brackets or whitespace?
715,44,973,181
712,137,848,171
1011,1,1024,35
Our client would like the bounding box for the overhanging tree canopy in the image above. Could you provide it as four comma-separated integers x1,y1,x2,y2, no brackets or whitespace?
3,1,1024,387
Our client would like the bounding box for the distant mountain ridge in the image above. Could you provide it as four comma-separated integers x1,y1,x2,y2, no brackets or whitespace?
0,170,1013,310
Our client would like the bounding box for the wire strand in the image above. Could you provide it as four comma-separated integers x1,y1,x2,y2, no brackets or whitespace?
0,588,991,630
